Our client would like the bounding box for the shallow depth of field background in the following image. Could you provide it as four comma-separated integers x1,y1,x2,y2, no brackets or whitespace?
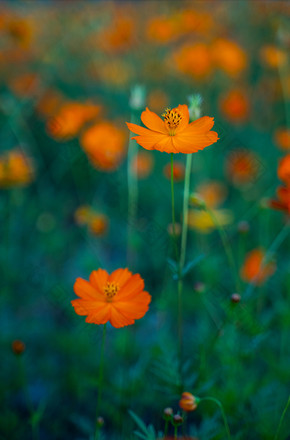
1,1,290,440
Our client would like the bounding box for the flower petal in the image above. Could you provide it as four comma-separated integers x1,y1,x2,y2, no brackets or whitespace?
117,273,145,300
188,116,215,132
89,269,109,295
74,277,104,300
153,135,178,153
109,306,135,328
175,104,190,133
126,122,155,136
109,268,132,288
85,304,111,324
131,132,168,150
141,108,167,133
71,298,106,316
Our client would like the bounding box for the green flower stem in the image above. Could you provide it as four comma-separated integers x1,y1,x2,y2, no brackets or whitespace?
95,323,107,440
245,221,290,299
179,154,192,271
205,206,241,293
274,395,290,440
200,397,231,440
174,424,178,439
170,153,179,261
164,419,169,437
127,114,138,267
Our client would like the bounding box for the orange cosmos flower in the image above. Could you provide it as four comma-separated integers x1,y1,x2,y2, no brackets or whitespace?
226,149,260,186
0,150,34,188
71,268,151,328
260,45,287,69
211,38,247,77
278,155,290,186
196,181,227,208
220,89,249,123
179,392,199,412
163,161,185,181
173,43,212,80
47,101,101,141
269,186,290,215
146,16,180,44
126,105,218,154
81,121,126,171
241,248,276,285
274,128,290,151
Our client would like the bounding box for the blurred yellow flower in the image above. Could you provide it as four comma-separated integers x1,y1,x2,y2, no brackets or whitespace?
188,209,233,234
0,150,34,188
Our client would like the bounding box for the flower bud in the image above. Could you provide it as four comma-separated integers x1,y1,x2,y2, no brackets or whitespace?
188,94,203,121
129,85,146,111
163,407,173,421
231,293,241,303
12,340,25,355
237,220,250,234
172,414,183,426
193,282,205,294
179,392,200,412
96,417,104,428
189,193,206,209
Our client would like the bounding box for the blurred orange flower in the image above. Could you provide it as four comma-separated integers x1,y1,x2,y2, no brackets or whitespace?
220,89,249,123
211,38,247,77
36,89,64,118
131,151,154,179
277,155,290,186
180,9,214,35
146,16,179,44
0,150,34,188
260,45,287,69
274,128,290,151
226,149,260,186
81,121,126,171
47,101,101,141
9,73,40,98
196,181,227,208
126,105,218,154
72,268,151,328
74,205,108,236
12,340,26,355
173,43,212,80
163,161,185,181
179,392,199,412
100,15,135,52
269,186,290,215
147,90,169,113
241,249,276,285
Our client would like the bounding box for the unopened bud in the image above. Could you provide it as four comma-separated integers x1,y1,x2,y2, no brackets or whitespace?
237,221,250,234
179,392,200,412
163,407,173,420
189,193,206,209
96,417,104,428
188,94,202,121
129,85,146,111
172,414,183,426
231,293,241,303
12,340,25,355
194,282,205,294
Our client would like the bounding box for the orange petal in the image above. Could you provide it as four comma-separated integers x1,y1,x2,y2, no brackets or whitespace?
109,268,132,288
71,298,106,316
117,273,145,300
89,269,109,294
131,133,167,150
189,116,215,132
141,108,167,133
85,304,111,324
74,278,104,300
126,122,154,136
175,104,190,133
109,306,135,328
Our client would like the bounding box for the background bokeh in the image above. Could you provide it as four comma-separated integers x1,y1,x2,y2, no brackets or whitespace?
1,1,290,439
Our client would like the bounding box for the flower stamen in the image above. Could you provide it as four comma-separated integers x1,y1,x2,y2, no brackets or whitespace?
162,107,183,132
104,281,120,300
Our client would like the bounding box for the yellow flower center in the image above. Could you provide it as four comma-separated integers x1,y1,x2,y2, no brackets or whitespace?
104,281,120,300
162,108,183,134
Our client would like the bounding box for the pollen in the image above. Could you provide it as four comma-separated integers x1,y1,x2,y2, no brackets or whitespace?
104,281,120,300
162,107,183,130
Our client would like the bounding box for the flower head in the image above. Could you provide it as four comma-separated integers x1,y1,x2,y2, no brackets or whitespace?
278,155,290,186
241,248,276,285
126,105,218,154
179,392,199,412
71,268,151,328
269,186,290,215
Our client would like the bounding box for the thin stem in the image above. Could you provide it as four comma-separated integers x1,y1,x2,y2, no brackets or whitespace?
179,154,192,270
127,115,138,266
174,424,178,440
201,397,231,440
245,221,290,299
206,206,241,293
170,153,179,261
95,323,107,439
274,395,290,440
164,420,169,437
